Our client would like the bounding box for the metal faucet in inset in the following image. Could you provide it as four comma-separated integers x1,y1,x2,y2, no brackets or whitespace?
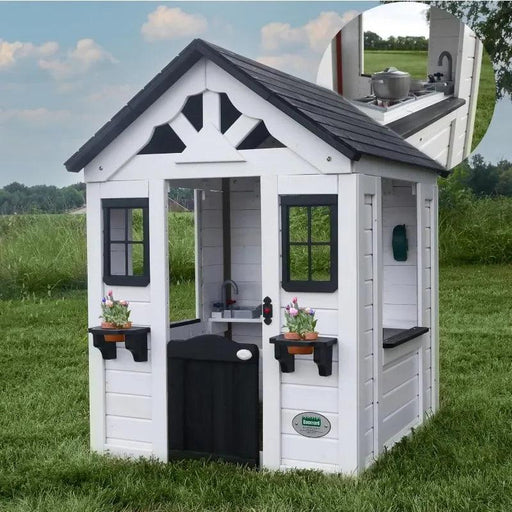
437,50,453,81
221,279,239,308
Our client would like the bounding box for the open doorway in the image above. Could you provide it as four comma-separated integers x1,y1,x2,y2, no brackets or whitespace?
168,185,199,323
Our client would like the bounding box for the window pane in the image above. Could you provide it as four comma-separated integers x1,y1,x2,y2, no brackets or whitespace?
129,243,145,276
110,209,126,241
311,245,331,281
311,206,331,242
289,206,308,242
289,245,309,281
129,208,144,242
110,243,126,275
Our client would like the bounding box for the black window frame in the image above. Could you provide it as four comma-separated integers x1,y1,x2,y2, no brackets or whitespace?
281,195,338,293
103,198,150,286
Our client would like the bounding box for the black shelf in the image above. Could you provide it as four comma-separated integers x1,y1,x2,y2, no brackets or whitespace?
383,327,429,349
269,335,337,376
88,326,150,362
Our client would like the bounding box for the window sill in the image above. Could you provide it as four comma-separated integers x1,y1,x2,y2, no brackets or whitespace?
383,327,429,349
170,318,201,328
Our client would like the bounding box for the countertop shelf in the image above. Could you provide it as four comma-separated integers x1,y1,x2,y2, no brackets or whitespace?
208,317,262,324
383,326,429,349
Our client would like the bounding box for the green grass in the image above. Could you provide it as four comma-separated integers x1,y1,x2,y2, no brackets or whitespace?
439,197,512,265
364,50,428,78
1,266,512,511
170,280,196,322
0,213,197,299
364,49,496,151
0,214,88,297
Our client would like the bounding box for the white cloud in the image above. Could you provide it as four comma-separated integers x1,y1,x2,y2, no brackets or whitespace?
258,10,359,79
261,11,359,54
305,11,358,52
0,39,58,69
0,107,70,125
141,6,207,41
39,39,116,80
261,22,305,52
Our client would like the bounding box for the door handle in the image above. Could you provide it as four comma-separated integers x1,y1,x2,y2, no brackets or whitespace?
263,296,273,325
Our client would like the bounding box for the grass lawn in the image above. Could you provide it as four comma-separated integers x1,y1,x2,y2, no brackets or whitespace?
1,265,512,511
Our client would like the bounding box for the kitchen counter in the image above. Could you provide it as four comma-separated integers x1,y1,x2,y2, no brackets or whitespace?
387,97,466,138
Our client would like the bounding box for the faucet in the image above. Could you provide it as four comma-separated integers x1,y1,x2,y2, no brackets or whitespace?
221,279,239,308
437,51,453,82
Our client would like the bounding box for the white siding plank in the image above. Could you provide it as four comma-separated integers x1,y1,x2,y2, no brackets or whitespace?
106,416,153,443
105,370,152,396
281,384,338,413
106,393,152,420
281,434,339,465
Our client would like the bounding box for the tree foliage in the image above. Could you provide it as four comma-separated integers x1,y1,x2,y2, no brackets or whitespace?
439,154,512,210
0,182,85,214
427,1,512,99
364,31,429,51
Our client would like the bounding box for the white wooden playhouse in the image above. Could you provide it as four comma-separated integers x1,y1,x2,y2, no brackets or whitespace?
66,39,441,474
317,6,483,169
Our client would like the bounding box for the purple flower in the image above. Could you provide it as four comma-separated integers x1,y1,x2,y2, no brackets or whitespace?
286,304,290,311
309,308,315,316
102,297,106,303
289,307,298,317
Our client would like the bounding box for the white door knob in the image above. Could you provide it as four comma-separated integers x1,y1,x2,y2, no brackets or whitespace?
236,349,252,361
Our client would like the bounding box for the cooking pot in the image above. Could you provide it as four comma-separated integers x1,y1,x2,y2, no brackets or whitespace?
371,67,411,100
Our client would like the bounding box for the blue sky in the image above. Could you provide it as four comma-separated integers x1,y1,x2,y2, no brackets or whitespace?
0,1,508,187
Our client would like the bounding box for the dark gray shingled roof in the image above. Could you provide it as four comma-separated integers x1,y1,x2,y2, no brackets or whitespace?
64,39,446,175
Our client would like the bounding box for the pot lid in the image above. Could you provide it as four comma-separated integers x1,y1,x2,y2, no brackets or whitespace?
372,67,410,79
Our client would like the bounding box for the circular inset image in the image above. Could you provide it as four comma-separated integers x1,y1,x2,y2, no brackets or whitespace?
317,2,496,171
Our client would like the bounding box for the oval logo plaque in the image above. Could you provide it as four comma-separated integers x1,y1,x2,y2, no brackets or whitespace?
292,412,331,438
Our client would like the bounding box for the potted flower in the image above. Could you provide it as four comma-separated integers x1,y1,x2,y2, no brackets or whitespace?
100,290,132,342
283,297,318,354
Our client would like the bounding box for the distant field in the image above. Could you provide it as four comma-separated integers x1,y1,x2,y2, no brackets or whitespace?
364,49,496,150
1,195,511,302
364,50,428,78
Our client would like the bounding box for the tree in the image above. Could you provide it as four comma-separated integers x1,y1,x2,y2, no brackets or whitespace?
0,182,86,214
364,31,384,50
465,154,499,196
427,1,512,99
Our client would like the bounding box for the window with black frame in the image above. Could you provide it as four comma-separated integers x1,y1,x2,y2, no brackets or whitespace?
103,198,150,286
281,195,338,292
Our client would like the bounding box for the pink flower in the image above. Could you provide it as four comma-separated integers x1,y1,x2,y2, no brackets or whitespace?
289,307,298,317
105,300,113,307
292,297,298,304
120,300,128,306
108,290,113,297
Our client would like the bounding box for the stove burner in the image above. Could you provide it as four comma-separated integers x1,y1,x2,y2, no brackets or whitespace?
353,89,438,112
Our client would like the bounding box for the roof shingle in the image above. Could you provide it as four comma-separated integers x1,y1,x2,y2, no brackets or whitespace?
64,39,446,174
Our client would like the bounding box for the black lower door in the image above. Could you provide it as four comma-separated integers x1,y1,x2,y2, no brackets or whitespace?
167,334,259,466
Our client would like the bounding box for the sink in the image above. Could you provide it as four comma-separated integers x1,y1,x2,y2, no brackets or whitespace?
223,305,262,319
425,81,454,95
